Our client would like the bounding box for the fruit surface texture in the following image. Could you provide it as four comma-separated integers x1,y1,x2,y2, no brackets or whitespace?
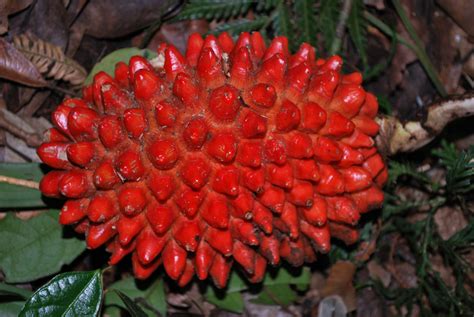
38,32,387,287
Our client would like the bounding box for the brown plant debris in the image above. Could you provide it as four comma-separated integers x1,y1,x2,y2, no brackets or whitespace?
13,33,87,85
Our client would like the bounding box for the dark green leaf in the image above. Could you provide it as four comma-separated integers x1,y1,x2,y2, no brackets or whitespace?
294,0,317,47
255,0,279,12
318,0,341,54
347,0,368,69
262,266,311,288
177,0,254,21
0,283,32,299
210,16,269,36
105,277,166,317
205,292,244,314
85,48,157,85
0,163,45,208
252,284,297,306
19,270,103,317
115,291,148,317
433,142,474,195
0,211,86,283
252,267,310,306
204,272,247,313
273,1,295,51
0,301,25,317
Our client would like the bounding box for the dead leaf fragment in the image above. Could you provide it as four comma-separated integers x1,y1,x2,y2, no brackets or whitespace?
368,260,392,287
0,37,46,87
434,206,468,240
0,0,33,34
13,33,87,85
321,261,357,312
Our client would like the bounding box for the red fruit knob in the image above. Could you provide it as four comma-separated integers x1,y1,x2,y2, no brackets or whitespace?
38,31,387,288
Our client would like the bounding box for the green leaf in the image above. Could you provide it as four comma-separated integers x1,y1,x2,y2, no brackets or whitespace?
273,1,295,51
262,266,311,288
204,272,247,313
105,277,166,317
177,0,254,21
205,292,244,314
347,0,368,69
255,0,279,12
0,163,46,208
252,284,297,306
294,0,317,47
19,270,103,317
433,142,474,195
318,0,341,54
0,283,32,299
252,267,311,307
115,291,148,317
0,301,25,317
210,16,270,36
85,48,157,85
0,211,86,283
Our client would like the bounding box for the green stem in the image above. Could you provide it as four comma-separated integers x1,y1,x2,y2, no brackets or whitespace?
390,0,447,97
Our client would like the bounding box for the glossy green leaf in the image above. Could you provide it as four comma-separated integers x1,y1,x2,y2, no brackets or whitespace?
0,211,86,283
204,272,247,313
0,163,46,208
105,277,166,317
115,291,148,317
85,48,157,85
0,301,25,317
0,283,32,299
19,270,102,317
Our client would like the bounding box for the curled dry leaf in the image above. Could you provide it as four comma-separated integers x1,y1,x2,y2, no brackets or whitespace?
376,92,474,156
0,37,46,87
13,33,87,85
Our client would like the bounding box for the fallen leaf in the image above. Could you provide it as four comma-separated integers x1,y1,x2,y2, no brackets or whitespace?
367,260,391,287
437,0,474,37
321,261,357,312
434,206,468,240
0,37,46,87
0,0,33,34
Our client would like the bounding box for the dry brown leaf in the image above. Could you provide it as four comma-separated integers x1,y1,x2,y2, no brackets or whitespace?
437,0,474,37
13,33,87,85
0,37,46,87
367,260,392,287
0,0,33,34
434,206,468,240
321,261,357,312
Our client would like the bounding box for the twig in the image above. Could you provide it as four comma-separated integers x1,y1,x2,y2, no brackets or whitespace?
0,112,42,147
376,92,474,155
0,175,39,189
329,0,353,55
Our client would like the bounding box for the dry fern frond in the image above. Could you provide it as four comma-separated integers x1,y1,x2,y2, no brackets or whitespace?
13,33,87,86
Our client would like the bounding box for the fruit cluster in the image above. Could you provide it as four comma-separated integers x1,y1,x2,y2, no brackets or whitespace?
38,32,387,287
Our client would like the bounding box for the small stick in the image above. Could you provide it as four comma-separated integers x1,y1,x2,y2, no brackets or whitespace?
0,175,39,189
330,0,353,55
